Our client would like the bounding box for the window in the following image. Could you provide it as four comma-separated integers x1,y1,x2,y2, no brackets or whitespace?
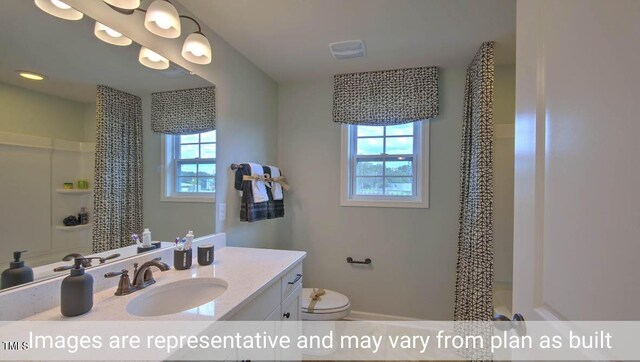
162,130,216,202
340,122,429,208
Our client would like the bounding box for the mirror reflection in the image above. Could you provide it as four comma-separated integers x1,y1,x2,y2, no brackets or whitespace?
0,0,215,291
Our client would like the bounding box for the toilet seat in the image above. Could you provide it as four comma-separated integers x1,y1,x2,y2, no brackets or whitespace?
301,288,351,321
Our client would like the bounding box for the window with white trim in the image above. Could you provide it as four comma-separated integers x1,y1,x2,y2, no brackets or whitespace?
162,131,216,202
341,122,429,208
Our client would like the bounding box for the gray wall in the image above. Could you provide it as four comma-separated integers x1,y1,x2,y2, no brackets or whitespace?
64,1,283,248
142,95,214,242
493,65,515,285
0,82,94,142
136,35,281,244
156,2,282,248
276,66,515,319
155,1,282,248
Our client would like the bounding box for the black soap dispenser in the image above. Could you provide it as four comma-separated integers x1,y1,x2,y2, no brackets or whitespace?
1,250,34,290
57,257,94,317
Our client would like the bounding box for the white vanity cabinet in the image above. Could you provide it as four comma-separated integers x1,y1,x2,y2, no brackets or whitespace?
281,284,302,321
228,261,303,321
229,261,303,361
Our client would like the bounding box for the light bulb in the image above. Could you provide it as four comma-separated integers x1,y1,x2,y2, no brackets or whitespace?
51,0,71,9
144,0,181,38
181,32,212,65
147,51,162,62
155,15,172,30
94,22,132,46
34,0,83,20
139,47,169,70
190,46,205,57
105,28,122,38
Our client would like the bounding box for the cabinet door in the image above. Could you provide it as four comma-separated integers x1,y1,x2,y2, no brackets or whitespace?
265,304,282,321
282,284,302,321
237,305,282,362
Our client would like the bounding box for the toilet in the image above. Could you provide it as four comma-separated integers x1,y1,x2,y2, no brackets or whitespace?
301,288,351,320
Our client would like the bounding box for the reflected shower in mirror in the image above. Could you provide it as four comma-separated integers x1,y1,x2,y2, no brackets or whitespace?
0,0,215,291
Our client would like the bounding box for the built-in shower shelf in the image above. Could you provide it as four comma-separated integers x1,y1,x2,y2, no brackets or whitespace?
56,188,92,195
56,223,92,232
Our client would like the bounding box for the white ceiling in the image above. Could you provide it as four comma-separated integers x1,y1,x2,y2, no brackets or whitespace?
179,0,516,83
0,0,210,103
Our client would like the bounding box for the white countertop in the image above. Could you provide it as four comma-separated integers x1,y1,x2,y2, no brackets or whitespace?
25,247,306,322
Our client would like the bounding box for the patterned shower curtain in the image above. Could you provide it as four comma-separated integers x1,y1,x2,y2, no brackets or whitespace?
92,85,143,253
454,41,495,321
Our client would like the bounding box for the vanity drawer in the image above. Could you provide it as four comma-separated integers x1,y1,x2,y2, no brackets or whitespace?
281,262,303,301
281,284,302,321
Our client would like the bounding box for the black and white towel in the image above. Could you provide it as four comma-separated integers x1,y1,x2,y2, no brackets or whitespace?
234,163,286,222
234,163,269,222
263,165,285,219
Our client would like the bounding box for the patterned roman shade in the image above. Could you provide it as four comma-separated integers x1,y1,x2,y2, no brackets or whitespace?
332,67,439,125
151,86,216,134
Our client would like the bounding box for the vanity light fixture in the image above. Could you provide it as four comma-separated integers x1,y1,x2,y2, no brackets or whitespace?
35,0,213,69
34,0,83,20
102,0,140,10
180,16,212,65
94,22,133,46
144,0,181,39
139,47,170,70
16,70,46,81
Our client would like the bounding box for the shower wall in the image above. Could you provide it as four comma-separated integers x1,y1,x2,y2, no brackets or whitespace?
0,82,96,268
0,133,95,268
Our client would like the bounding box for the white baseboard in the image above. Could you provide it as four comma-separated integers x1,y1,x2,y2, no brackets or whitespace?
344,310,423,321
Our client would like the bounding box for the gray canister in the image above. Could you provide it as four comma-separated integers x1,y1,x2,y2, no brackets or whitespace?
174,248,193,270
197,244,214,266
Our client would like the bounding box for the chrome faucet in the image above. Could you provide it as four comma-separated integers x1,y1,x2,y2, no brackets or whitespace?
104,257,170,296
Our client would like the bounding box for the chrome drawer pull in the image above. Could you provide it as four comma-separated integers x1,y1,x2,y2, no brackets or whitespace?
288,273,302,284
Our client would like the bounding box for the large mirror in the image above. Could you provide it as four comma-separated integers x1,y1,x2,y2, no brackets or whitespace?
0,0,215,291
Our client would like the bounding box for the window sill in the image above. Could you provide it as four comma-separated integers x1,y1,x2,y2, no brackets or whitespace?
161,194,216,203
340,198,428,209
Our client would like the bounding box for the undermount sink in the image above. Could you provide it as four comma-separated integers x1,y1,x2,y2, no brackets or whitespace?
126,277,228,317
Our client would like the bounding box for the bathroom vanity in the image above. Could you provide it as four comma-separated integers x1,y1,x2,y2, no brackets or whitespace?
0,235,306,360
22,245,305,322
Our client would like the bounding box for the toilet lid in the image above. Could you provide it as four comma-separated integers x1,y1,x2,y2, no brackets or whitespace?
302,288,350,313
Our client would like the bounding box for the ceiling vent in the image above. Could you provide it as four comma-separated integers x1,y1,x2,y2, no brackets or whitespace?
329,40,366,59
